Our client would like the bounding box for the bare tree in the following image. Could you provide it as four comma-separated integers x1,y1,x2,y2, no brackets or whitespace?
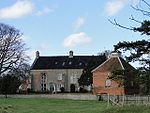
109,0,150,34
0,23,29,76
108,0,150,94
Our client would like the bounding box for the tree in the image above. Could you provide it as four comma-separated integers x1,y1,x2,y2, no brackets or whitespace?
0,75,21,96
8,62,30,79
0,23,29,76
78,53,106,87
109,0,150,94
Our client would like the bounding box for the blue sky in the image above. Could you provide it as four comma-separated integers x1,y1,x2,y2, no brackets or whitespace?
0,0,147,65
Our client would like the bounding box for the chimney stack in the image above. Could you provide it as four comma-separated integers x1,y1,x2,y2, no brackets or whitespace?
105,50,108,59
36,51,40,58
111,51,121,57
69,50,73,58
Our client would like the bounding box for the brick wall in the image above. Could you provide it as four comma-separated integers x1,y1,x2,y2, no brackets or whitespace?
93,71,124,95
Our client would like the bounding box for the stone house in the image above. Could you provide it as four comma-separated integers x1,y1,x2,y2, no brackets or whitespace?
92,51,139,95
30,51,98,93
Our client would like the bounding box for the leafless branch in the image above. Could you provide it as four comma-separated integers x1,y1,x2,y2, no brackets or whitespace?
129,15,142,24
0,23,29,76
108,19,134,30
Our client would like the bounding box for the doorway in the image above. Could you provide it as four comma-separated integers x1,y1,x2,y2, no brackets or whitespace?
70,84,75,93
49,83,55,93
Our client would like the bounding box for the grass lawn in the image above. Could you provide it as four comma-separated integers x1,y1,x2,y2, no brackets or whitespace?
0,98,107,113
0,98,150,113
105,104,150,113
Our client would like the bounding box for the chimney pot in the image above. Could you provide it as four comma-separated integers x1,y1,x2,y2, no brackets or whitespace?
36,51,40,58
111,51,121,57
69,50,73,58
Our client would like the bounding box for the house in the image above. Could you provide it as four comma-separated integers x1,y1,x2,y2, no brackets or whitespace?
92,51,139,95
19,77,31,92
30,51,99,93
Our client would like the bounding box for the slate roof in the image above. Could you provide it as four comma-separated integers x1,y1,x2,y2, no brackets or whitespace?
92,56,135,72
31,56,99,70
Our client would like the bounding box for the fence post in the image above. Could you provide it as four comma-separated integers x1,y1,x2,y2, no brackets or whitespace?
133,94,136,104
122,94,125,106
107,93,110,108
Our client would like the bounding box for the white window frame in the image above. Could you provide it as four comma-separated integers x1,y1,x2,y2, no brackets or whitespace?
57,84,61,92
40,73,47,91
57,73,62,80
105,80,111,87
70,74,77,84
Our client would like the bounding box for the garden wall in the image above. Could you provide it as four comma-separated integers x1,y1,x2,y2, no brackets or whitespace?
0,94,99,100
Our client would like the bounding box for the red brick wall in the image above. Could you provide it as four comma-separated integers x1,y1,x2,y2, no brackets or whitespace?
93,71,124,95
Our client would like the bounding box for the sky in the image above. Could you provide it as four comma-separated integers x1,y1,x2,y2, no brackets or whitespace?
0,0,148,66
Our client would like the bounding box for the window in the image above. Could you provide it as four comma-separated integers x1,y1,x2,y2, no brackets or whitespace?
40,73,46,91
107,73,110,78
62,62,65,66
55,62,58,65
131,81,134,87
79,62,82,66
69,61,72,65
57,73,62,80
57,84,64,92
105,80,111,87
70,74,77,84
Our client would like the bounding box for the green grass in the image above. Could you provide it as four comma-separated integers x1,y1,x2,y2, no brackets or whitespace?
105,104,150,113
0,98,107,113
0,98,150,113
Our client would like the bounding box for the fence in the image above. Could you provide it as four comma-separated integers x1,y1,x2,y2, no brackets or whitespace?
99,94,150,106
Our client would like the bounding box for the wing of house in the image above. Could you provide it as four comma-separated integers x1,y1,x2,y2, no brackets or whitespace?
30,51,99,93
92,51,139,95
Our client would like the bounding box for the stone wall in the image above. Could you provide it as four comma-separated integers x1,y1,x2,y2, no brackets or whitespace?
0,94,99,100
30,69,83,92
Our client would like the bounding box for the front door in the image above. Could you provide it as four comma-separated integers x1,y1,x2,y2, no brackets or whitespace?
70,84,75,93
49,83,55,93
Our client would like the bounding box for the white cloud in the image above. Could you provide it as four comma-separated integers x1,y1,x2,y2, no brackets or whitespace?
36,7,54,16
104,0,140,16
105,0,125,16
73,17,85,32
62,32,93,47
0,0,33,19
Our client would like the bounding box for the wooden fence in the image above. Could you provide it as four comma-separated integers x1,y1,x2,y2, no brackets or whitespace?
98,94,150,106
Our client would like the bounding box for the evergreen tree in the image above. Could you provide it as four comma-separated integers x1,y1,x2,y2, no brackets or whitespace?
110,0,150,94
78,53,106,86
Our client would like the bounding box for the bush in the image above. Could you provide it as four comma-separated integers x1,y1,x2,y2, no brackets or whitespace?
60,87,65,93
79,87,88,93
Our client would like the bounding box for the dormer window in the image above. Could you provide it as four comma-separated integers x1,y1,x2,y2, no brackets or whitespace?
69,61,72,65
79,62,82,66
62,62,65,66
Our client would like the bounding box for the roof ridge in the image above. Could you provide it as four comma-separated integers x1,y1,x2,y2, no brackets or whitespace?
118,57,125,70
39,55,98,57
91,57,110,72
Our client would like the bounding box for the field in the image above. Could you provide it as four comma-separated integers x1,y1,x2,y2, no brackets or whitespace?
0,98,106,113
0,98,150,113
